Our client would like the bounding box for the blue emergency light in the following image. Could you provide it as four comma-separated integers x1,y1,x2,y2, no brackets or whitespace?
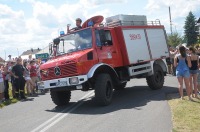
88,20,94,27
60,31,65,36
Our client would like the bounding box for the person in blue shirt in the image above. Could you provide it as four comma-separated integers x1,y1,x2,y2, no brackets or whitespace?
174,46,192,100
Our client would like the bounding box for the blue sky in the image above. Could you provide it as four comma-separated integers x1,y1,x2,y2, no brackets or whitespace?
0,0,200,60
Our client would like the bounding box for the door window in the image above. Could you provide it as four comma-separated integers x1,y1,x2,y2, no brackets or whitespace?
95,30,113,46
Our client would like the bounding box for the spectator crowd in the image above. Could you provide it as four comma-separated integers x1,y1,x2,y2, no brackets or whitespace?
168,44,200,100
0,54,43,103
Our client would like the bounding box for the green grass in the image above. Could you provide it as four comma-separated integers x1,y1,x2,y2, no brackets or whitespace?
168,94,200,132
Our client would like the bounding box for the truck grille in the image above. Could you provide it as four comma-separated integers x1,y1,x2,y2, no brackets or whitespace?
41,63,78,80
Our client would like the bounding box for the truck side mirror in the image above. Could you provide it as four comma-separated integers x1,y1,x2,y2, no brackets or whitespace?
53,38,60,45
98,29,107,45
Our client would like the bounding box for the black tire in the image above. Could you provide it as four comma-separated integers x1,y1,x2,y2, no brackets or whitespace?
146,64,164,90
114,82,127,90
94,74,113,106
50,90,71,106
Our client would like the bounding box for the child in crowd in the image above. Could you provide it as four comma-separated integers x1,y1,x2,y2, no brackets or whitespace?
29,60,39,94
24,61,34,95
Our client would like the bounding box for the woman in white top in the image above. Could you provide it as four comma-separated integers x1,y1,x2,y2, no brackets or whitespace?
23,61,34,95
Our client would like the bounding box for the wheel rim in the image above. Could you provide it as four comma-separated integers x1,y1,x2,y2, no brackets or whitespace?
106,81,112,99
155,71,163,83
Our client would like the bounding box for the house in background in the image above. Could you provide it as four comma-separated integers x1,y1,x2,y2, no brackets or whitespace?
0,57,5,66
36,46,49,54
20,48,41,60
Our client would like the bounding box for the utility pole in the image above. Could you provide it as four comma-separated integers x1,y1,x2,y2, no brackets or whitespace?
4,50,6,61
17,48,19,57
169,6,173,35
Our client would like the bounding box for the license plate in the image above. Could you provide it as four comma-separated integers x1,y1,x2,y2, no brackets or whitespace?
56,81,67,87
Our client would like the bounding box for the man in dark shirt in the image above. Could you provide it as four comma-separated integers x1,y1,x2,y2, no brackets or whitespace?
74,18,82,30
10,61,16,98
12,58,26,99
67,18,82,33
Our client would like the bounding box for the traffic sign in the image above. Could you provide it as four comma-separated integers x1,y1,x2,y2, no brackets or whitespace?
35,53,49,59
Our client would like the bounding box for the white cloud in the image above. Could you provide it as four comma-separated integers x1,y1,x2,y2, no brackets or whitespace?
0,0,114,58
145,0,200,19
3,0,199,59
0,4,28,55
145,0,200,34
80,0,126,7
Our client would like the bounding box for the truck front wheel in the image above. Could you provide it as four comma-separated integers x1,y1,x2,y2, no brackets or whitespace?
146,64,164,90
114,82,127,90
94,74,113,106
50,90,71,106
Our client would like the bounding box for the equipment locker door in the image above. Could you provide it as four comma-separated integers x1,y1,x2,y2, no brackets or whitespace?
122,29,150,64
146,29,169,59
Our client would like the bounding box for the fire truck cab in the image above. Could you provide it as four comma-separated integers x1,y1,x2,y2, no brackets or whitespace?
38,15,169,106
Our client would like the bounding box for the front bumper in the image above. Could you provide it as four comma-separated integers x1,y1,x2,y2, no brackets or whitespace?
37,75,88,90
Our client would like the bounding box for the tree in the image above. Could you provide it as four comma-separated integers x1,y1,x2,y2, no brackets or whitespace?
167,32,183,47
184,11,198,46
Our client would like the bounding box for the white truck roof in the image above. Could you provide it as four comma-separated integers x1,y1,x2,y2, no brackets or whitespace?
106,14,147,27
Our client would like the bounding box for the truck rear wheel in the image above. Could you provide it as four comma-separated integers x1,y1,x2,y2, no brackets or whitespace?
114,82,127,90
146,64,164,90
50,90,71,106
94,73,113,106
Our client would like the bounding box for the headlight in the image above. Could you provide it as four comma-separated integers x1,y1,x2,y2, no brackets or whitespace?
69,77,79,85
41,70,49,76
37,82,44,89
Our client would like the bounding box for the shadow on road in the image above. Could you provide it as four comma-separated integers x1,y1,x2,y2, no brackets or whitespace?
45,85,179,114
20,98,34,102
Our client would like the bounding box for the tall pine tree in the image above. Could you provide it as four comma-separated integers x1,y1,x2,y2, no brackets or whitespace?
184,11,198,46
167,32,183,47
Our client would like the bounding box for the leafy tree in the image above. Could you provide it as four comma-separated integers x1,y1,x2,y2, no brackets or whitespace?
167,32,183,47
184,11,198,46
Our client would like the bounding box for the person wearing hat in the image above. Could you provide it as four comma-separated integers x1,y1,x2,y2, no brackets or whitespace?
67,18,82,33
7,55,12,62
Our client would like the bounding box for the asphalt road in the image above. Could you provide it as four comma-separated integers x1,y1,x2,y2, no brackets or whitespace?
0,75,178,132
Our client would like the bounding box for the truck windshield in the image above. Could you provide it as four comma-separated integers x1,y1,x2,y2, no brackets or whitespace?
58,28,92,54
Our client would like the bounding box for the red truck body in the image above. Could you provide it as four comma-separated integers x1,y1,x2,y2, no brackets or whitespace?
38,15,169,106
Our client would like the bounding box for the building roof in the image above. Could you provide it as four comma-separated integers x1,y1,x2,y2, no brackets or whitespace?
37,46,49,54
21,48,41,56
0,57,5,62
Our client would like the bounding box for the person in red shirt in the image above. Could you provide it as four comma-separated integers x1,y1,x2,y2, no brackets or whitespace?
29,60,39,94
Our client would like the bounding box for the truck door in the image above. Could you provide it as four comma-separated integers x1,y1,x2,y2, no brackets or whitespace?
95,29,120,67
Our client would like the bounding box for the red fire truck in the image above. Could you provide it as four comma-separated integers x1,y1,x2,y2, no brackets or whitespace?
37,15,169,106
